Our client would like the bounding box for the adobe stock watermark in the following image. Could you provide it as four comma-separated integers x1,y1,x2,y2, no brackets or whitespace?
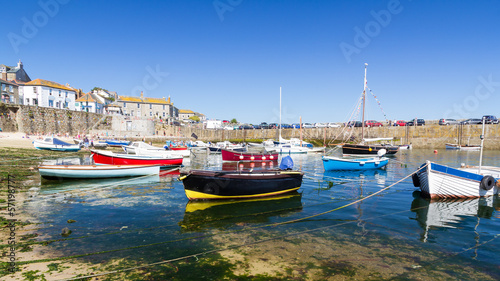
7,0,71,54
339,0,404,63
131,65,169,96
213,0,243,22
443,74,500,120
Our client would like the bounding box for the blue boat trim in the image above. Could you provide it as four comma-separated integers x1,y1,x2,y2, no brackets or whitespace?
430,162,483,182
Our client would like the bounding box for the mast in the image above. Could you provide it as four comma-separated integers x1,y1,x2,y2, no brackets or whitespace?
478,117,486,174
279,87,282,141
361,63,368,142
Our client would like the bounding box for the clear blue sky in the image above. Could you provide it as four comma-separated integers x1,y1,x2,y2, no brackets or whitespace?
2,0,500,124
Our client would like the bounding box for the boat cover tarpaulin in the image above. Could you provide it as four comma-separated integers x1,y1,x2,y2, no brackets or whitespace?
53,138,73,146
280,156,294,170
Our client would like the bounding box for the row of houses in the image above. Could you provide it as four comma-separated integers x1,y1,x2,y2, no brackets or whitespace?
0,60,205,124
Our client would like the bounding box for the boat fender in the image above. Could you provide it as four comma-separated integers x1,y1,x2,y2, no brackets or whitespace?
239,155,244,160
412,173,420,187
480,176,495,191
280,156,294,170
262,156,266,160
250,156,255,160
203,182,219,195
270,156,274,160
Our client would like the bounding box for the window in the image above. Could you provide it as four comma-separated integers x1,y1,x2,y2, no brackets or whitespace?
163,105,165,110
49,100,54,107
65,91,68,98
26,98,30,104
33,87,37,93
1,84,5,91
123,102,126,108
150,104,152,109
49,89,52,95
131,110,134,116
150,112,152,116
33,98,38,105
137,103,140,108
163,112,165,117
9,85,13,92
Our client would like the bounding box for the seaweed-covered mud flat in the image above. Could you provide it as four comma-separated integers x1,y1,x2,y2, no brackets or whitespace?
0,149,499,280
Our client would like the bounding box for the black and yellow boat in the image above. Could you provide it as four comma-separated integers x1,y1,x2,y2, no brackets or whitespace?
179,169,304,200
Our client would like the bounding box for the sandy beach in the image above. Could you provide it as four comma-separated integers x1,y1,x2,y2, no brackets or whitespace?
0,132,78,149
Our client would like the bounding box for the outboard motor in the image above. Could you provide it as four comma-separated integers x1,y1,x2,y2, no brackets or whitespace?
279,156,294,170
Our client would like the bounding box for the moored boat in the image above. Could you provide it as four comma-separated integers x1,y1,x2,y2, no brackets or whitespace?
445,143,481,151
221,148,278,162
412,161,500,199
91,149,183,167
33,137,81,152
179,169,304,200
322,155,389,171
342,143,398,156
103,139,131,147
124,141,189,157
38,164,160,180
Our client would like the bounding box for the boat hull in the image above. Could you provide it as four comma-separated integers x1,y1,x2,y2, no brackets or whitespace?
39,164,160,179
221,149,278,162
342,144,399,156
445,143,480,151
91,150,183,167
103,140,131,147
33,139,81,152
416,161,500,199
322,156,388,170
180,169,304,200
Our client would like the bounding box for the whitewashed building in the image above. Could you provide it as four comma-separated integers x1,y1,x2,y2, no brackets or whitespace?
23,79,76,110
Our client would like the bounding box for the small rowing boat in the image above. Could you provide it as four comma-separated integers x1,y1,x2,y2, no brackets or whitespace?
38,164,160,180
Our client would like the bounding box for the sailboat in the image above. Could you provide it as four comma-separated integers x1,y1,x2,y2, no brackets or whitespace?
342,64,399,156
265,87,322,154
445,124,481,151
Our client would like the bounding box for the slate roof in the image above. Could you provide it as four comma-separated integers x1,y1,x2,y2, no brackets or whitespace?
76,92,103,104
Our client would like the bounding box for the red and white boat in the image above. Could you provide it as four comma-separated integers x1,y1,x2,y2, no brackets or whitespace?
221,148,279,162
91,150,183,167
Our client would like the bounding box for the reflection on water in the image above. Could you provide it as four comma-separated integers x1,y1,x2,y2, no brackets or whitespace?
411,191,499,242
179,193,303,232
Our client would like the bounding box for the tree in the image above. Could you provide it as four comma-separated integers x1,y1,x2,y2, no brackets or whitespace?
90,87,108,92
189,116,200,122
230,118,237,124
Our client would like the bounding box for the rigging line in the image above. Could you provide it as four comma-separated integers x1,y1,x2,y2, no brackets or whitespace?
328,95,363,146
61,202,437,281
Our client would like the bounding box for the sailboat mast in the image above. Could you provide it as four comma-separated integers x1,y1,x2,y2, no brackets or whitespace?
279,87,282,141
361,63,368,141
478,117,486,174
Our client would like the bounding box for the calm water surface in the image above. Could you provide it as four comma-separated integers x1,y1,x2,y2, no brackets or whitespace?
23,148,500,279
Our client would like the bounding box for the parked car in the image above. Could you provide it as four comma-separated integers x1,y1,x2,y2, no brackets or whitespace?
439,118,459,125
365,120,383,127
461,118,482,125
238,124,253,130
291,123,301,129
406,119,425,126
282,124,293,129
482,115,499,124
346,121,363,127
315,122,328,128
260,122,270,129
252,124,261,129
302,123,314,128
327,122,341,128
393,120,406,126
268,123,279,129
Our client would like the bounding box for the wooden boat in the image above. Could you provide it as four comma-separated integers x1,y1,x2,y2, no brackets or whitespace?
445,143,481,151
179,169,304,200
38,164,160,180
413,161,500,199
91,149,183,167
221,148,278,162
33,137,81,152
123,141,189,157
342,143,399,156
341,65,399,156
322,155,388,170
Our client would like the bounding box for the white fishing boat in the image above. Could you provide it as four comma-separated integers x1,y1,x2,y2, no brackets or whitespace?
33,137,81,152
123,141,189,158
413,118,499,198
445,143,480,151
39,164,160,179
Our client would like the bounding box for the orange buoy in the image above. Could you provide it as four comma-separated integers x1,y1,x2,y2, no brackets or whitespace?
434,150,438,154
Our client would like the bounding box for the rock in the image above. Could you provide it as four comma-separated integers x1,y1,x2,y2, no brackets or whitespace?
61,227,72,237
67,219,76,223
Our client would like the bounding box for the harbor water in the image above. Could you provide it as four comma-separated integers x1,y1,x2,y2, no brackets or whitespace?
21,148,500,279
